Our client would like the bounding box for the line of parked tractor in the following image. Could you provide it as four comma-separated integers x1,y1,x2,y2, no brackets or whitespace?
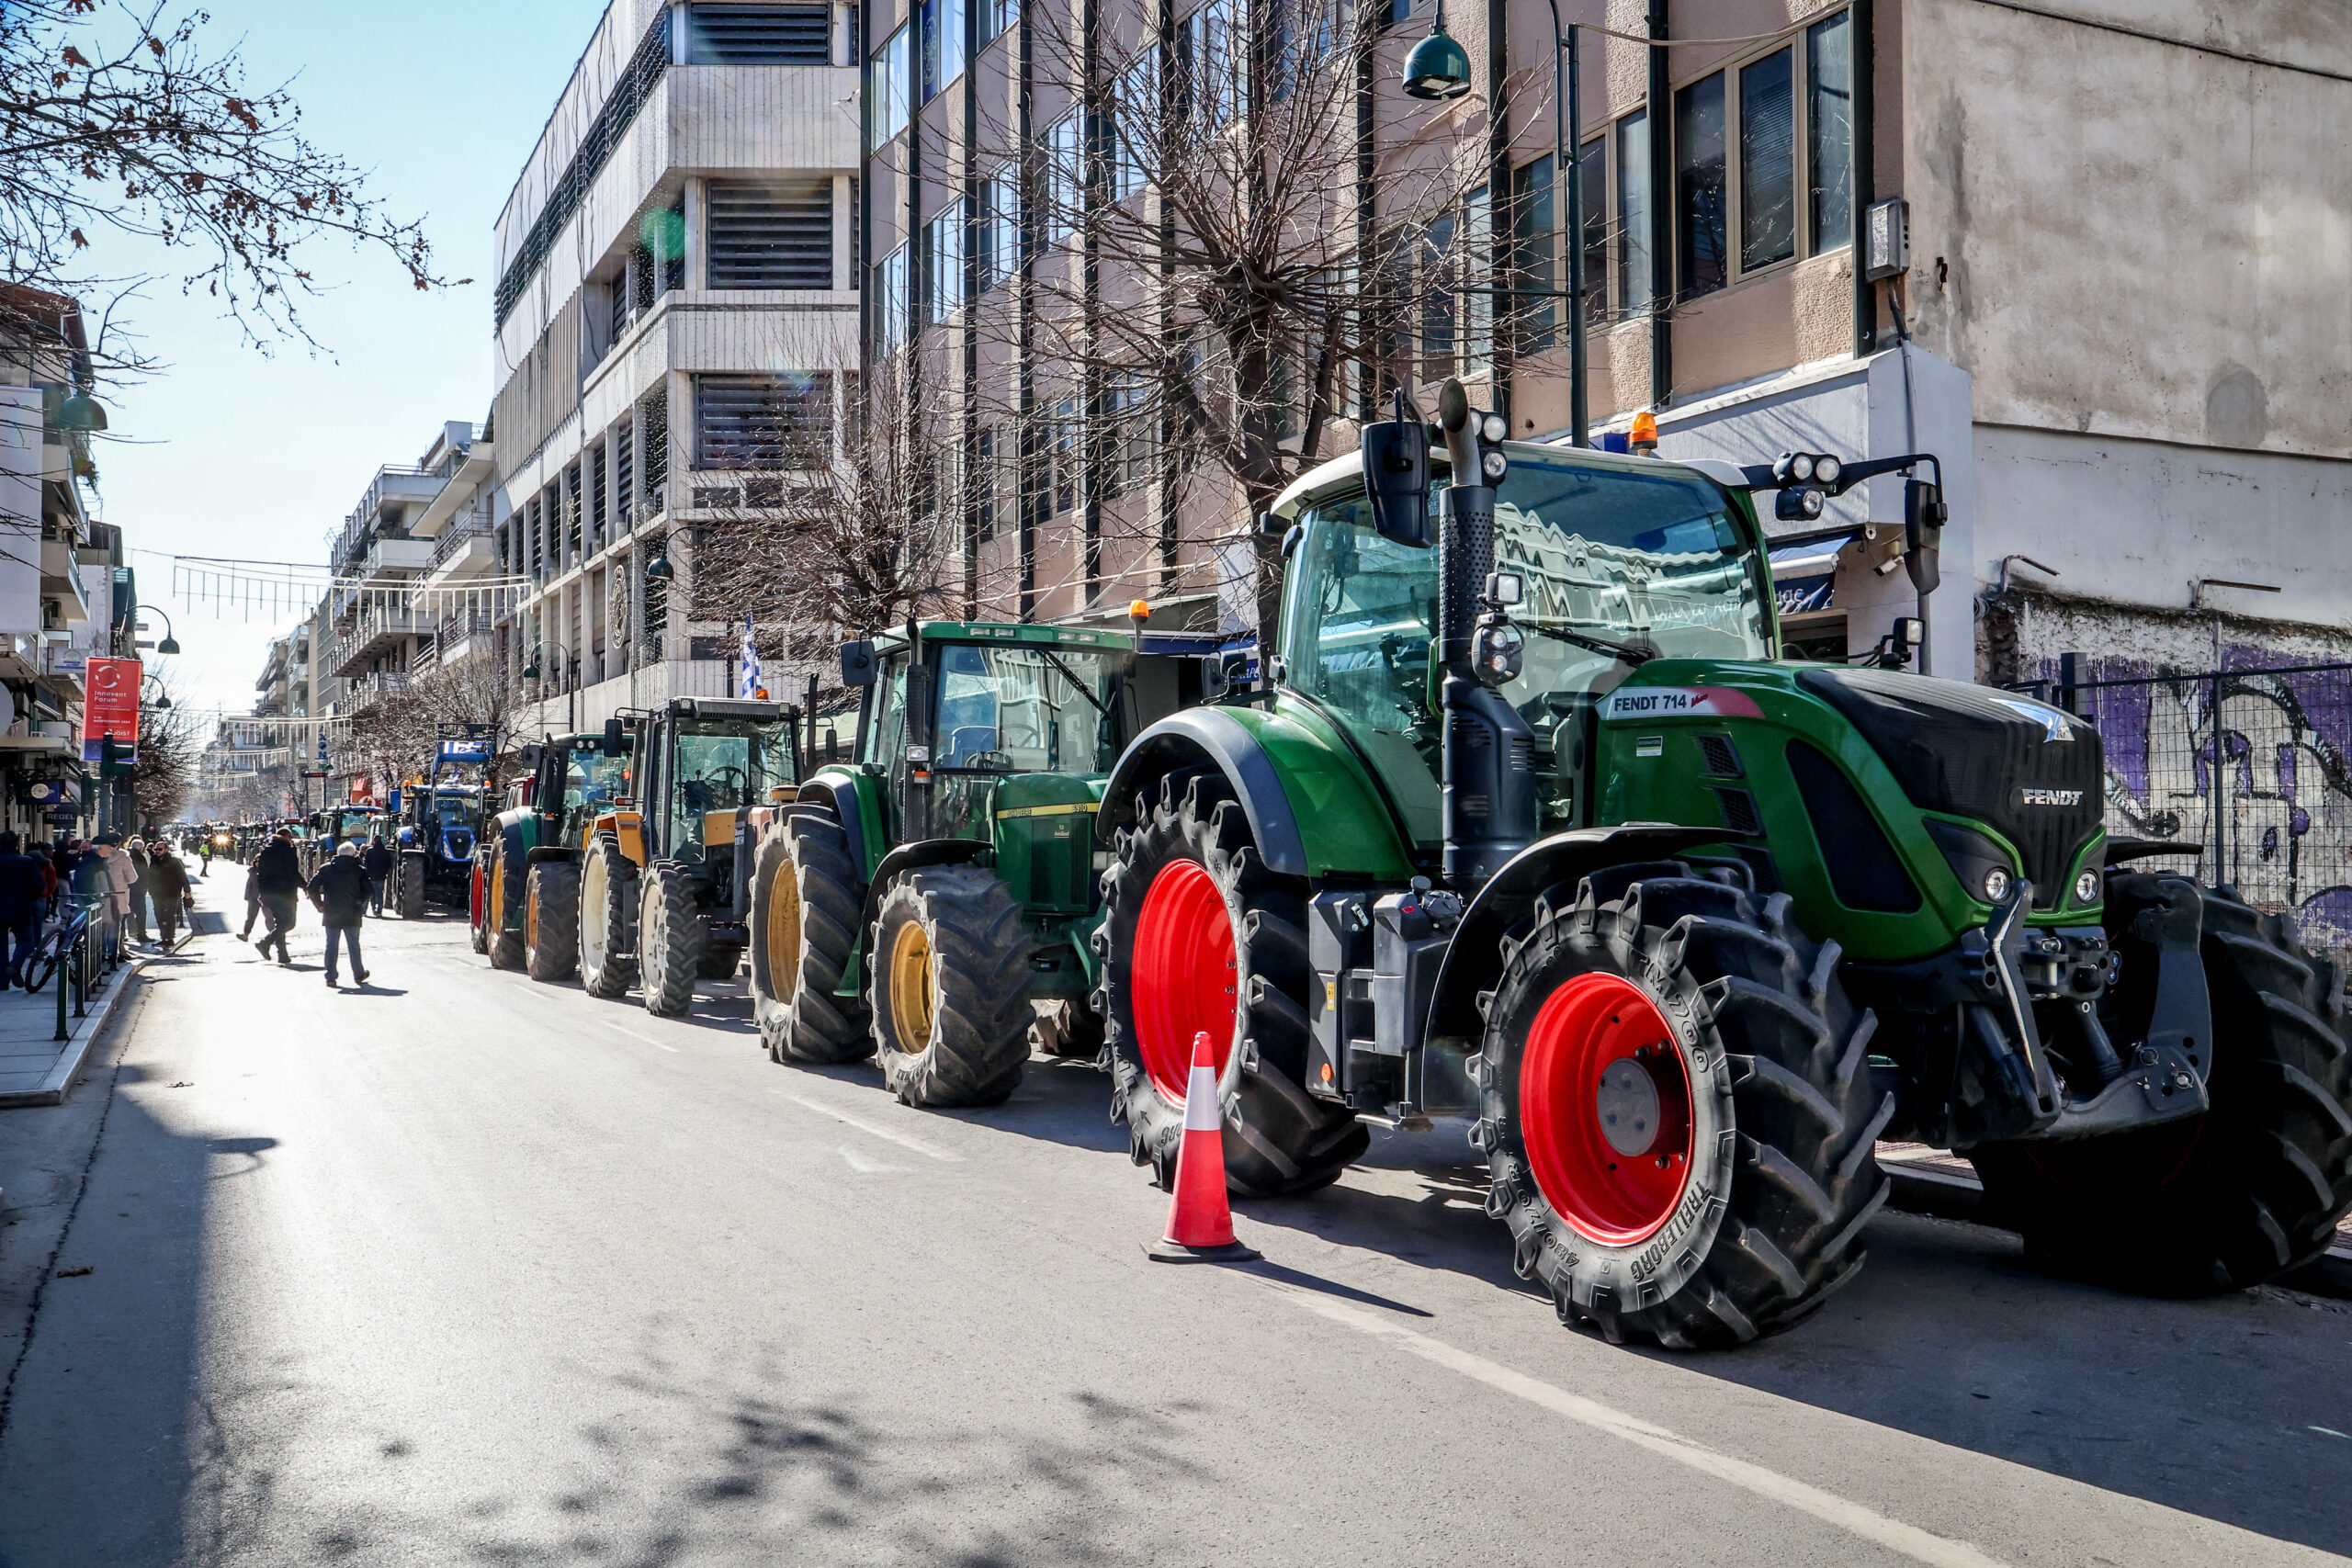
455,381,2352,1352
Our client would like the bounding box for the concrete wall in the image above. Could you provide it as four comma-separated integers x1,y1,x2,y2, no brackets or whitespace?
1899,0,2351,461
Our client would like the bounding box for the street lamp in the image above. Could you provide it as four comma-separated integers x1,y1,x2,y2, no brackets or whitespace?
1400,5,1474,101
1403,3,1587,446
644,541,675,582
138,603,182,656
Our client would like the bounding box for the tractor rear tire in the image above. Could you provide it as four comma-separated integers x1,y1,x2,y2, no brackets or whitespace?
639,863,707,1019
1096,770,1369,1196
700,947,741,981
752,813,869,1065
578,832,639,1000
871,865,1032,1108
484,838,525,972
1478,863,1891,1349
396,855,427,919
526,862,582,983
1032,997,1106,1060
468,863,490,954
1972,881,2352,1293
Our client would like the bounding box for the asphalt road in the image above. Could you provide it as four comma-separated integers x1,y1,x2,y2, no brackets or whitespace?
1,908,2347,1567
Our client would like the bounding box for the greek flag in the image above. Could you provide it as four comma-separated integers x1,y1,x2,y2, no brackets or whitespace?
739,615,762,698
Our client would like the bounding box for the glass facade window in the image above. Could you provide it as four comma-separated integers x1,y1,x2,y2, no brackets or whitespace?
922,197,967,324
867,24,911,148
1577,137,1606,324
1419,212,1453,367
1045,113,1081,243
1738,49,1796,273
1674,72,1726,299
921,0,966,100
1616,109,1651,313
1807,11,1854,252
872,243,910,354
1510,155,1554,353
975,168,1021,288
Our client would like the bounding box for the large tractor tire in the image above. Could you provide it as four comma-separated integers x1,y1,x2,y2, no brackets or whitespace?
1477,863,1891,1349
1973,880,2352,1293
578,832,639,1001
639,863,707,1019
468,863,490,954
1096,770,1369,1196
483,838,525,972
525,861,582,983
871,864,1032,1108
1032,997,1106,1060
396,854,427,919
750,814,869,1065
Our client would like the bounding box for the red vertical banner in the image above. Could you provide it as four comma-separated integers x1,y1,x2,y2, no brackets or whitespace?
84,656,141,764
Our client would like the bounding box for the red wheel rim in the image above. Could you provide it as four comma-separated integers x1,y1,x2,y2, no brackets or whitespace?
1129,860,1236,1105
1520,973,1696,1246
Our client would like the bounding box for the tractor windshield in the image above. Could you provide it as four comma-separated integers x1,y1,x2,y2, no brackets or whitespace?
562,750,629,812
1281,450,1770,844
933,642,1122,773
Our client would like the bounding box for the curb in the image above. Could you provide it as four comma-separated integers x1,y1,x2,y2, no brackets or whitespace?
0,955,151,1110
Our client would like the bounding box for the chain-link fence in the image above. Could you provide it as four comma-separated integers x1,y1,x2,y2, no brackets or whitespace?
2012,663,2352,959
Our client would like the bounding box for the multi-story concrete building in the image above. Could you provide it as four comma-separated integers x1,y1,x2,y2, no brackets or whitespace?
490,0,861,732
866,0,2347,682
0,286,132,840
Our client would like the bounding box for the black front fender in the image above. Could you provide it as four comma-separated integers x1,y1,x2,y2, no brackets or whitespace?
1096,708,1308,876
1424,824,1744,1046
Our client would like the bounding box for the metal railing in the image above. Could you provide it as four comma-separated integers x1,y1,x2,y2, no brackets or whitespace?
2032,661,2352,958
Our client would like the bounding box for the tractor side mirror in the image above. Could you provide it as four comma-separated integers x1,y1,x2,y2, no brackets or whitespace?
603,717,627,755
517,744,542,773
1360,416,1431,549
840,639,877,686
1905,479,1947,595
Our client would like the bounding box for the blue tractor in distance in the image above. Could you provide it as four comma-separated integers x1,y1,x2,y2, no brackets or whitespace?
394,782,483,918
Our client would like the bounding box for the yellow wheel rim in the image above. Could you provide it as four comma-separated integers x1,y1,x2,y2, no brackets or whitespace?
765,859,801,1005
888,918,933,1055
525,881,538,951
492,859,507,934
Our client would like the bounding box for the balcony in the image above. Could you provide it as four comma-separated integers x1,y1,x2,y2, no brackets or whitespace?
353,671,413,701
328,599,428,677
423,515,499,585
363,536,436,577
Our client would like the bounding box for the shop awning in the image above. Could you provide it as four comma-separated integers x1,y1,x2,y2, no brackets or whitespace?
1768,528,1862,617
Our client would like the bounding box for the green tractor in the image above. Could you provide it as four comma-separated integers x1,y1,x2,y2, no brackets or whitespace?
568,697,800,1014
751,621,1216,1108
474,730,631,974
1089,379,2352,1347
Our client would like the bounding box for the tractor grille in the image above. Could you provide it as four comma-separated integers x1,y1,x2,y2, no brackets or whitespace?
1713,786,1761,836
1699,733,1743,777
1798,668,2104,909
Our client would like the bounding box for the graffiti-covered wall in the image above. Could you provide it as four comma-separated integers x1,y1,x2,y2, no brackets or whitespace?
1988,588,2352,956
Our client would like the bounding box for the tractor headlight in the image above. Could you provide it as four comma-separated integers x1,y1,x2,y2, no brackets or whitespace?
1983,867,2010,901
1814,454,1841,486
1480,413,1509,444
1475,622,1525,687
1481,448,1508,481
2073,868,2101,906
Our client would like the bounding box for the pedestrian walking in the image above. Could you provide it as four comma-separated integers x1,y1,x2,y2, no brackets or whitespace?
306,840,371,988
362,835,395,917
237,862,262,942
144,840,195,949
199,835,213,876
124,836,152,944
0,830,46,988
251,829,302,965
30,840,56,931
96,834,138,960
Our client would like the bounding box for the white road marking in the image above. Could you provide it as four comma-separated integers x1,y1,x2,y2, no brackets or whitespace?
839,1146,904,1175
1270,1285,2009,1568
601,1022,680,1053
784,1094,962,1161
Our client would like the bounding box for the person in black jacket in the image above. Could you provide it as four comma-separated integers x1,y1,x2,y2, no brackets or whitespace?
361,835,395,917
251,829,302,965
306,839,371,987
0,830,46,987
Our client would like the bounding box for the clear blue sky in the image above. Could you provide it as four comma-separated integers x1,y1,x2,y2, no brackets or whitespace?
93,1,604,720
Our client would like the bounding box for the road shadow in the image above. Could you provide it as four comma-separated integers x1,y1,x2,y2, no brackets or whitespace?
0,1055,220,1565
175,1322,1229,1565
1236,1122,2352,1556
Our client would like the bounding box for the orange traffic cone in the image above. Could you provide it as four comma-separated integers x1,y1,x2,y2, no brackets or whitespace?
1148,1031,1261,1264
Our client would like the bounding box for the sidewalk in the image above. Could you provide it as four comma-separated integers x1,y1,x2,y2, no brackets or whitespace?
0,854,214,1109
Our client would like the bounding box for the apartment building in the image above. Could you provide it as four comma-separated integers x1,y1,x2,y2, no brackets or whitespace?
490,0,861,733
0,286,130,840
866,0,2348,679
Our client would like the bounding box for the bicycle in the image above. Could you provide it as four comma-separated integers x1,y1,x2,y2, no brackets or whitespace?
19,900,93,996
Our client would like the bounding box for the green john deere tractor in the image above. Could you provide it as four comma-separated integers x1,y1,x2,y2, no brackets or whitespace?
1090,378,2352,1347
751,621,1215,1108
475,730,631,974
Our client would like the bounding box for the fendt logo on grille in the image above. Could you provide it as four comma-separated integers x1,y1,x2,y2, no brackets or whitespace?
2018,787,2086,807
